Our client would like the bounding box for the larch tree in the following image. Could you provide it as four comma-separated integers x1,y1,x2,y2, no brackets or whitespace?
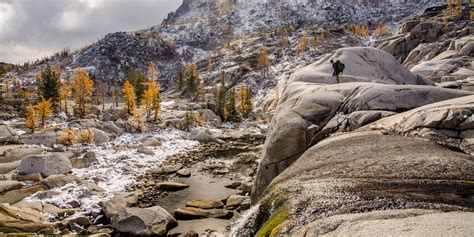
126,67,147,101
197,80,205,102
36,97,53,127
227,87,240,122
297,33,309,56
257,46,270,77
186,62,199,96
122,80,137,115
153,82,161,122
37,66,61,109
207,54,213,72
25,103,38,133
176,67,185,91
148,62,158,82
239,85,252,118
72,68,94,118
59,81,72,115
96,81,106,111
141,81,159,118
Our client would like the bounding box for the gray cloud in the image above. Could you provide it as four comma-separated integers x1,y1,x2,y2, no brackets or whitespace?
0,0,182,64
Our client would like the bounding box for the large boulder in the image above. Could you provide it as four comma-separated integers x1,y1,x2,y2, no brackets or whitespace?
252,82,473,201
364,95,474,154
110,206,178,236
0,125,17,144
88,128,111,145
235,132,474,236
289,47,432,85
19,153,72,177
102,192,139,220
0,145,43,163
20,132,57,147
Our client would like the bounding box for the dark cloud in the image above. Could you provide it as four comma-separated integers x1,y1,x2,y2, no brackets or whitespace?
0,0,182,63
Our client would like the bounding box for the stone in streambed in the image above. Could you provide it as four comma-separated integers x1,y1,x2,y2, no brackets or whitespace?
186,199,224,209
151,164,184,175
110,206,177,236
176,168,191,177
174,207,234,220
156,181,189,191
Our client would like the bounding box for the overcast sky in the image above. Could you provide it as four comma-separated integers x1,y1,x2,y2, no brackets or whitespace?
0,0,182,64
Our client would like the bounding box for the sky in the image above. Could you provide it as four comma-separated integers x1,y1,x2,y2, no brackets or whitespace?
0,0,182,64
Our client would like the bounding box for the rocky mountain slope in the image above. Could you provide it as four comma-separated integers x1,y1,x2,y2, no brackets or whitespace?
4,0,445,95
230,5,474,236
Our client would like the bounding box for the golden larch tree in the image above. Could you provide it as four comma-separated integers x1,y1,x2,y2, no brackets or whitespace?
257,46,271,77
72,68,94,118
25,104,38,133
59,81,72,115
207,54,213,72
298,33,309,56
80,129,94,144
148,62,158,82
122,80,137,114
36,97,53,127
57,128,77,146
141,81,159,118
197,80,205,102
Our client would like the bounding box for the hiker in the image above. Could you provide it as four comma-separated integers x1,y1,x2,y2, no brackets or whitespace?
330,59,345,83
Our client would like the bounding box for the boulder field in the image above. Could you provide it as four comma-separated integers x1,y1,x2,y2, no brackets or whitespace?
242,46,474,236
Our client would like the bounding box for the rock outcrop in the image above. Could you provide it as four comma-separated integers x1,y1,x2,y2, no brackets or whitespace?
111,206,178,236
239,132,474,236
364,95,474,154
252,80,473,201
289,47,431,85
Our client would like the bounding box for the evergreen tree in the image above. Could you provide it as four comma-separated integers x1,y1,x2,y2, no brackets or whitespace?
37,66,61,109
227,87,241,122
216,73,227,121
125,67,147,101
176,67,185,91
186,62,199,96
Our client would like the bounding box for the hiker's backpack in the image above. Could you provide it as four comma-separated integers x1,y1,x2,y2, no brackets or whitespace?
338,62,345,72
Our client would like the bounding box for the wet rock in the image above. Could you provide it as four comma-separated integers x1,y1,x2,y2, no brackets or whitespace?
0,180,22,193
239,182,253,194
42,174,80,189
174,207,234,220
102,192,139,220
19,153,72,177
14,200,79,216
16,173,43,182
156,181,190,191
151,164,183,175
137,146,155,155
226,195,249,210
0,203,53,233
111,206,177,236
186,199,224,209
438,81,462,89
225,182,242,189
68,216,91,233
0,184,47,204
176,168,191,177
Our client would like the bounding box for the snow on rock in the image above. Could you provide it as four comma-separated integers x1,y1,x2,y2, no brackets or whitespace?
26,129,199,217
